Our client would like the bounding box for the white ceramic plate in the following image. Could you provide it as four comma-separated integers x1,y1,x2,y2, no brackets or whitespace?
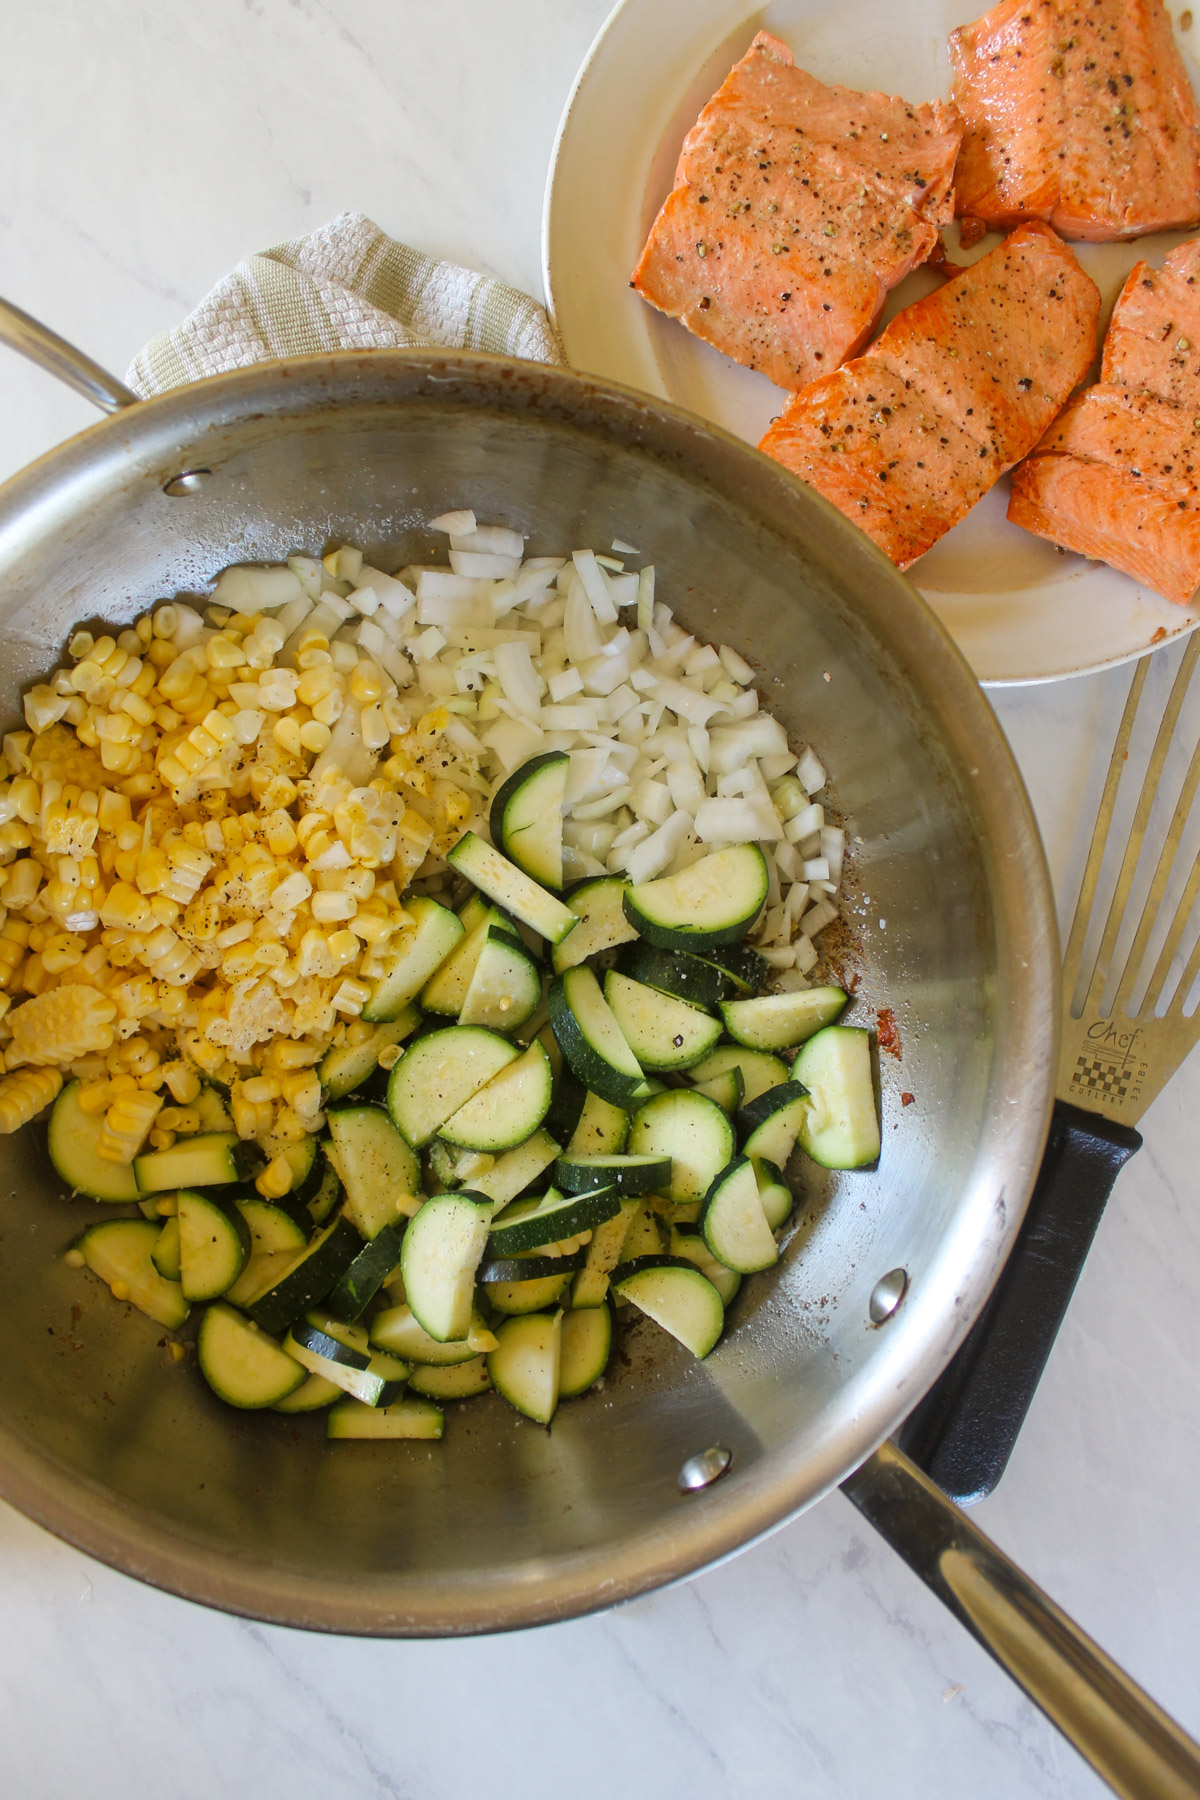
543,0,1200,685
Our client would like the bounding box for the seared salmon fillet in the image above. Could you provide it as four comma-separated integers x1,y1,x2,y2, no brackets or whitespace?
950,0,1200,241
1010,239,1200,602
631,32,962,390
758,222,1099,569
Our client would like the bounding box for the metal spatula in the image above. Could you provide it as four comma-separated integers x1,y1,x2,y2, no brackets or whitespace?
902,637,1200,1504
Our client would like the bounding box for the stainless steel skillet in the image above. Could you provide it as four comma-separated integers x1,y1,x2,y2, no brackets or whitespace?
0,298,1197,1797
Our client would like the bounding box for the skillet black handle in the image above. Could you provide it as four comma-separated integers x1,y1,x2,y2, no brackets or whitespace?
897,1099,1141,1505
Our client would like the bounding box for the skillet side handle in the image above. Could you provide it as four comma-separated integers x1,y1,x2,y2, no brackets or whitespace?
843,1442,1200,1800
897,1100,1141,1504
0,295,138,413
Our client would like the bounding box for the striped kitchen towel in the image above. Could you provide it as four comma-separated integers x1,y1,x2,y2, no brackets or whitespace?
126,211,563,396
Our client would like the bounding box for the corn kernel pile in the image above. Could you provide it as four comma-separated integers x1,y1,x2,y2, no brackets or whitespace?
0,564,478,1196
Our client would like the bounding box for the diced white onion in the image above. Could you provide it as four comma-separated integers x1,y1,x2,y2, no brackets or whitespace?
429,509,476,535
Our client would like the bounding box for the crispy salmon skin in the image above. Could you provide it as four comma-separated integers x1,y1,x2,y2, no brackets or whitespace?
631,32,962,390
951,0,1200,241
1010,240,1200,602
759,222,1099,569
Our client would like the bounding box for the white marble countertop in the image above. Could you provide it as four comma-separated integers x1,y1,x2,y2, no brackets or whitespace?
2,5,1199,1797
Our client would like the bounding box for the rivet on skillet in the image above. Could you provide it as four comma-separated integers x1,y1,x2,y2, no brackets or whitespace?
162,469,211,496
678,1445,732,1492
869,1268,908,1324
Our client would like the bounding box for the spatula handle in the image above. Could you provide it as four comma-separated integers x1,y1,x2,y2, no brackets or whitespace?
844,1442,1200,1800
898,1099,1141,1504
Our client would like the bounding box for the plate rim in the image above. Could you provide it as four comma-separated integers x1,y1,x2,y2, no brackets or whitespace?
542,0,1200,688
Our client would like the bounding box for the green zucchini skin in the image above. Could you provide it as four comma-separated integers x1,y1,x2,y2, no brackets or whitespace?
618,941,741,1010
735,1080,811,1167
489,751,569,891
623,845,769,951
547,966,649,1108
554,1153,671,1198
247,1216,362,1336
478,1250,587,1283
487,1183,620,1255
324,1220,405,1322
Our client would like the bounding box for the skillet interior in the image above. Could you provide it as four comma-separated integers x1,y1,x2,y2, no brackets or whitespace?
0,352,1056,1634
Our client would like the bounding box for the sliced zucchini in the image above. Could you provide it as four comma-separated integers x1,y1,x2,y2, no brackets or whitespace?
447,832,578,945
488,1183,620,1254
133,1132,248,1194
326,1103,421,1235
273,1371,343,1413
248,1215,362,1335
550,875,638,974
699,1157,778,1274
752,1157,793,1231
151,1216,181,1280
193,1084,235,1134
554,1153,672,1198
387,1026,519,1148
319,1009,420,1101
470,1129,560,1205
737,1080,811,1167
307,1153,344,1226
545,1066,588,1145
326,1396,444,1439
720,986,848,1051
409,1355,492,1400
369,1301,490,1366
225,1248,297,1311
571,1200,639,1308
48,1081,140,1202
791,1026,880,1169
689,1065,745,1114
198,1304,306,1409
618,941,741,1010
566,1088,629,1155
688,1045,788,1107
420,908,503,1016
611,1258,725,1358
603,970,722,1073
479,1249,587,1282
488,1310,563,1424
284,1319,409,1407
628,1089,734,1205
484,1259,576,1315
438,1040,554,1152
324,1219,405,1322
548,965,649,1108
624,844,769,950
490,751,568,890
558,1305,612,1398
701,940,768,995
234,1199,308,1257
458,892,489,932
400,1191,492,1341
617,1201,668,1263
362,896,464,1022
177,1189,251,1302
669,1226,742,1307
458,925,543,1031
74,1219,189,1330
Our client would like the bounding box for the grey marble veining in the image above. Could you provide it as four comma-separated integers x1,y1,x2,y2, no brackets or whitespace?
1,5,1198,1797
